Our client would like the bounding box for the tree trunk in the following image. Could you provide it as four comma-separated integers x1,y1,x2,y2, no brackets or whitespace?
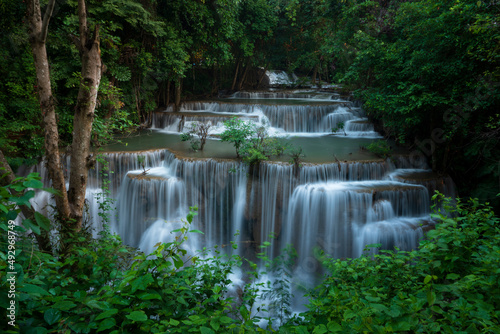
256,63,269,89
67,0,102,230
28,0,102,239
238,59,250,91
166,80,171,107
174,78,182,112
211,64,218,96
231,60,240,91
311,65,318,87
28,0,72,225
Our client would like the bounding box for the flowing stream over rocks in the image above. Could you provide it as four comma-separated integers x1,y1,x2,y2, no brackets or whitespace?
28,88,456,315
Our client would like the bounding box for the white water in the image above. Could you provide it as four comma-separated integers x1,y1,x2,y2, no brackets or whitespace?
24,88,459,321
152,92,379,138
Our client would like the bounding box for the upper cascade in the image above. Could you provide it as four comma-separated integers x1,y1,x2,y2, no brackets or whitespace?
152,90,382,137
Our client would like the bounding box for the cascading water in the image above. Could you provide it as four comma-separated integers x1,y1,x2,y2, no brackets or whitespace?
28,88,456,318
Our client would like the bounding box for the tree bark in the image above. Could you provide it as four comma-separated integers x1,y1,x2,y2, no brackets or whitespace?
238,59,250,91
166,80,171,107
174,78,182,112
256,63,269,89
231,60,240,91
67,0,102,230
311,64,318,87
28,0,71,224
28,0,102,236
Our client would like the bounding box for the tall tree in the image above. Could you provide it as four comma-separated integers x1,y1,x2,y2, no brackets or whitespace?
25,0,102,244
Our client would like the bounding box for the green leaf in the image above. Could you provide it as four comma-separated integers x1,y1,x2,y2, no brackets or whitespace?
200,326,215,334
138,292,162,300
44,308,61,325
446,273,460,280
97,318,116,332
34,212,51,231
169,319,180,326
327,321,343,332
427,290,436,306
126,311,148,322
130,273,153,293
86,300,109,310
313,324,328,334
52,301,77,311
95,309,119,320
21,284,49,296
173,256,184,269
23,179,44,189
210,318,220,331
26,327,48,334
424,275,432,284
9,190,35,207
23,219,40,235
188,229,204,234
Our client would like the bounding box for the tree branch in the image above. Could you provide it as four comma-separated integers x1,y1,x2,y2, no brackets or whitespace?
78,0,88,50
41,0,57,43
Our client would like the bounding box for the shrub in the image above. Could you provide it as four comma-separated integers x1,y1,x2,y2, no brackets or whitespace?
288,193,500,333
220,117,256,158
366,139,391,158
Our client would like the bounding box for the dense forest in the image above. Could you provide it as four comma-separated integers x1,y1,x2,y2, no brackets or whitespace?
1,0,500,332
1,0,499,206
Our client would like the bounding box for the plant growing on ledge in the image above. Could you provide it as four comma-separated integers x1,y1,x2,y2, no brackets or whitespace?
365,140,391,158
289,146,305,178
137,155,149,175
180,122,211,152
220,117,256,158
331,121,346,136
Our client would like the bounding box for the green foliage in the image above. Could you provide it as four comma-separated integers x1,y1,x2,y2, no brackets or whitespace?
331,121,346,136
137,155,149,175
220,117,256,158
321,0,500,206
290,193,500,332
288,146,305,178
220,119,292,167
2,175,500,333
365,140,391,159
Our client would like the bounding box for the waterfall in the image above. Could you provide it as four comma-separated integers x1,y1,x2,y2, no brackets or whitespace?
282,181,430,265
25,89,456,271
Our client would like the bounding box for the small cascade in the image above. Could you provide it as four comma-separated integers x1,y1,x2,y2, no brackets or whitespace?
265,70,297,86
168,158,248,249
248,161,398,257
114,167,187,247
281,181,430,264
385,169,456,199
344,119,382,138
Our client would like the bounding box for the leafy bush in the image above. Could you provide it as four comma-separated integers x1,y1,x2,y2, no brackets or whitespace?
220,117,256,158
2,174,499,333
0,174,276,333
289,193,500,333
366,140,391,158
